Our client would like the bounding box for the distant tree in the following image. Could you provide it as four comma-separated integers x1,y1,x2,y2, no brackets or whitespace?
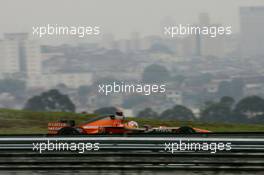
251,114,264,123
234,96,264,118
142,64,170,83
200,97,248,123
200,102,233,122
220,96,235,108
137,108,159,118
159,105,194,120
24,89,75,112
94,107,118,115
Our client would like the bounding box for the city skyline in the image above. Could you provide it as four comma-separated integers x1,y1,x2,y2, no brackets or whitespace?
0,1,264,115
0,0,264,44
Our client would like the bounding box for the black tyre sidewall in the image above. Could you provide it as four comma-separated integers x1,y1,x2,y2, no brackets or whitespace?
58,127,80,135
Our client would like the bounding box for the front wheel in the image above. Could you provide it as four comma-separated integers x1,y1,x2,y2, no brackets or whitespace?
58,127,80,135
177,126,196,134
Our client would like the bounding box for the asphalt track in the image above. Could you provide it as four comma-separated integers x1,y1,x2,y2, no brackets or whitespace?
0,133,263,174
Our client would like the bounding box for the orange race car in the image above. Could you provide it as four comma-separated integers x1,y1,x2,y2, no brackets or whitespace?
48,112,210,135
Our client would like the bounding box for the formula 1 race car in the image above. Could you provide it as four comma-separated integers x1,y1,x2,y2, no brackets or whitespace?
48,112,210,135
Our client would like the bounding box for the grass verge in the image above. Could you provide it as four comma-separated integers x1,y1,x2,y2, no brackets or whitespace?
0,109,263,134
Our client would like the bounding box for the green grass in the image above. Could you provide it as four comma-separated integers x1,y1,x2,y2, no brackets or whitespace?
0,109,263,134
133,118,264,132
0,109,94,134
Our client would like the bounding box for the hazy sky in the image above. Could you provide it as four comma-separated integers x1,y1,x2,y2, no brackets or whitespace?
1,0,264,44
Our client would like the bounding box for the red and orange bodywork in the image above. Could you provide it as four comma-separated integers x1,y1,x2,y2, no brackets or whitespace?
78,115,127,134
48,114,210,135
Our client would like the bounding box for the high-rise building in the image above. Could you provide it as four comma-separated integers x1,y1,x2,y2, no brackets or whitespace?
23,40,42,75
198,13,226,57
0,39,20,74
240,7,264,56
200,27,225,57
0,33,42,76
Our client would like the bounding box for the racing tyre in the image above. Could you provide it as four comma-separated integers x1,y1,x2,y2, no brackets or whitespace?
177,126,196,134
58,127,80,135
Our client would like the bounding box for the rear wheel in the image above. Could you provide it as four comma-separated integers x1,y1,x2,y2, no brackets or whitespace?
177,126,196,134
58,127,80,135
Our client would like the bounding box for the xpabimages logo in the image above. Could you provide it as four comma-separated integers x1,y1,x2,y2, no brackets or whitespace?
164,140,232,154
164,24,232,38
98,82,166,96
32,140,100,153
32,24,100,38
